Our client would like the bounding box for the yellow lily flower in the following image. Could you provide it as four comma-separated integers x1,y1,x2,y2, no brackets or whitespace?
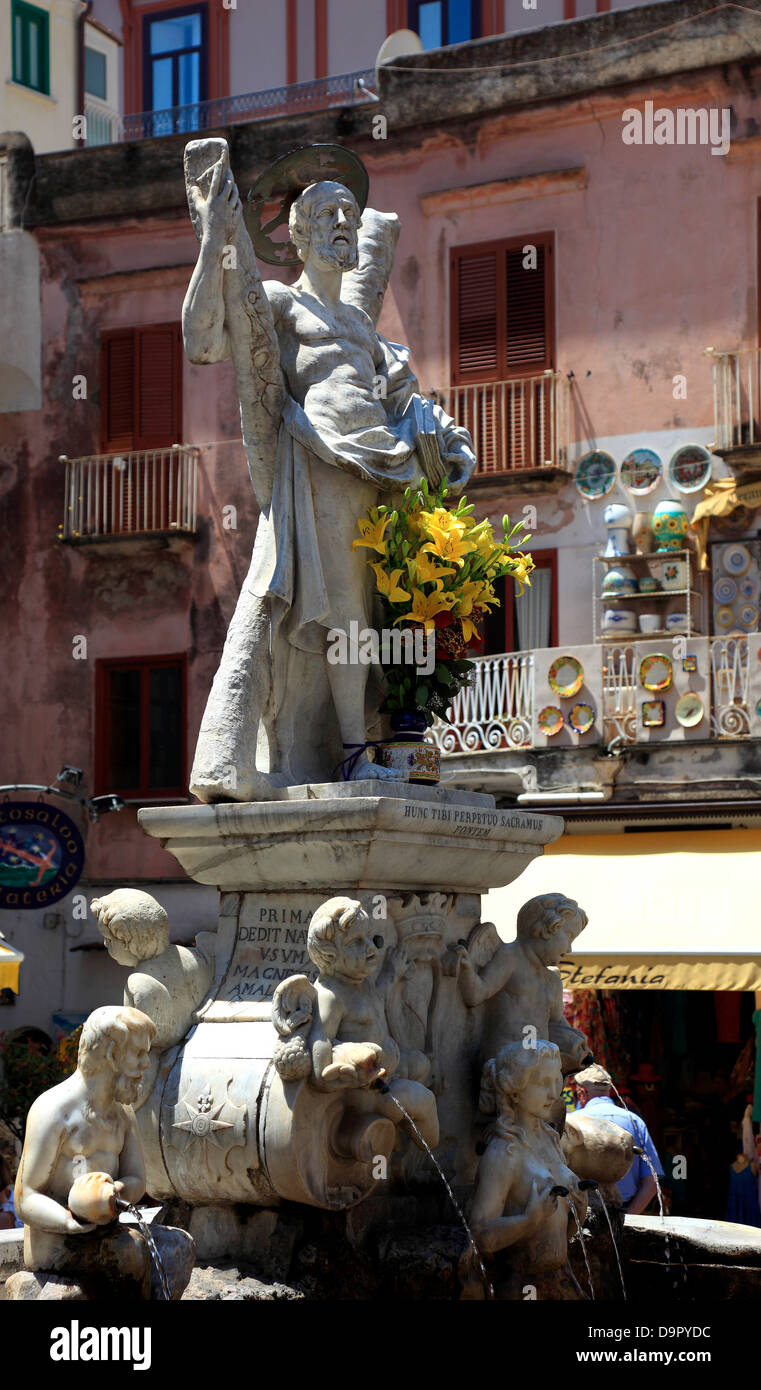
461,616,481,644
511,553,535,592
371,563,410,604
406,552,456,586
393,584,457,631
421,525,477,567
353,513,390,555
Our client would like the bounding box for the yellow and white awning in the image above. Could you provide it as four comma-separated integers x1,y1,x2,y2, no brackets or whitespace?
0,937,24,992
484,829,761,991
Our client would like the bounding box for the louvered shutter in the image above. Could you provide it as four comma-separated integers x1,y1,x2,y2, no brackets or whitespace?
102,332,135,451
505,244,549,372
135,325,181,449
454,252,499,382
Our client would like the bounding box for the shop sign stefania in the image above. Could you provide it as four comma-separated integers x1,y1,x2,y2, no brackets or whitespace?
0,801,84,908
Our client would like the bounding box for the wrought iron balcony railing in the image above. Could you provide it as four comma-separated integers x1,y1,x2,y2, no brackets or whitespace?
88,70,377,145
708,346,761,454
60,447,198,541
431,371,572,477
429,636,753,755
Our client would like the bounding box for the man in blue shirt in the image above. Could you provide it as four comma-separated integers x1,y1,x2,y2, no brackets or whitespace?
574,1062,664,1214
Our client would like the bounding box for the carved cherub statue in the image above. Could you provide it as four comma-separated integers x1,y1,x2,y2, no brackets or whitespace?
90,889,214,1106
272,896,439,1152
452,894,591,1073
461,1040,587,1301
13,1006,194,1300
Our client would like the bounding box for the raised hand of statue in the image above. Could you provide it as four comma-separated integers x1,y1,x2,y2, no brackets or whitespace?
188,158,242,252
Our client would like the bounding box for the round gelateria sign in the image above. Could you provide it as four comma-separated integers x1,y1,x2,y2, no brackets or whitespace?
0,801,84,908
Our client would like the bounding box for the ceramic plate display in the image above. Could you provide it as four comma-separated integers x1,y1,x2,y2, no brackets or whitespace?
715,605,735,630
620,448,662,495
682,655,698,672
714,576,737,604
739,576,758,601
756,698,761,718
639,652,673,692
675,692,704,728
568,702,595,734
668,443,712,494
547,655,584,698
738,602,759,628
538,705,564,737
642,700,665,728
574,450,616,500
723,543,751,577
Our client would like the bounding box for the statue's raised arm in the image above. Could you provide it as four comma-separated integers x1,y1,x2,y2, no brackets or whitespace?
183,138,284,511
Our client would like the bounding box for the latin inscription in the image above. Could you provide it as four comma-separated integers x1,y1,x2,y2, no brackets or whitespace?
221,900,319,1004
402,806,545,833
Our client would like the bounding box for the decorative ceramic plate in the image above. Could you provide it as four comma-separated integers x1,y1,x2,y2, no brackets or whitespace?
642,699,665,728
620,448,662,495
682,655,698,672
738,602,759,629
739,576,758,601
723,543,751,577
568,702,595,734
668,443,712,494
715,605,735,630
548,655,584,699
574,450,616,500
756,697,761,718
675,692,704,728
639,652,673,692
714,576,737,604
538,705,564,737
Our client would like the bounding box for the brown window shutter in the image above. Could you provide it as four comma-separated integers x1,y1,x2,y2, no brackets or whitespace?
453,251,500,383
102,331,135,451
134,325,182,449
505,243,550,373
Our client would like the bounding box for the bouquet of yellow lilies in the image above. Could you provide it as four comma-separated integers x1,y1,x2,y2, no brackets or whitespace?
353,477,534,725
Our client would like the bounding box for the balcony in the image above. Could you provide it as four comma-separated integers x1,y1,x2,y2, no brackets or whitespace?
429,637,760,802
84,100,123,149
708,346,761,470
89,70,376,145
60,447,198,545
431,371,572,488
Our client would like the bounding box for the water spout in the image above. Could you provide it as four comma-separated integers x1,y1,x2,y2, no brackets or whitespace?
383,1091,493,1300
116,1199,171,1301
597,1190,627,1301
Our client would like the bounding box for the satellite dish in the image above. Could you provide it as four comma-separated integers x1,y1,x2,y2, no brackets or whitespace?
376,28,423,71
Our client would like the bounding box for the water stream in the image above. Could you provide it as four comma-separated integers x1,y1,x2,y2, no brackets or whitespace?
635,1150,670,1279
597,1190,627,1300
116,1200,171,1301
383,1090,494,1299
563,1195,595,1300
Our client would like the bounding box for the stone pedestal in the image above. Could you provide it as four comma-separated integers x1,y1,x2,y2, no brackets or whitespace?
137,782,562,1210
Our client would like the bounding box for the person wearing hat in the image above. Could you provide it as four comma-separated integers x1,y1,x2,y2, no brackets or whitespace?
574,1062,664,1215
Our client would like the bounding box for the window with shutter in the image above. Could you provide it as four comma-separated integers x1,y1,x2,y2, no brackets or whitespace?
450,235,555,473
101,325,182,452
95,655,187,799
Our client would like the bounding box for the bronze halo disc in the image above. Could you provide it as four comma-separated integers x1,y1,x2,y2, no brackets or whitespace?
244,144,369,266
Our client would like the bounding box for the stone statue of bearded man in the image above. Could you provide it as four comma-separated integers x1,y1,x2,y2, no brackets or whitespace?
182,141,475,799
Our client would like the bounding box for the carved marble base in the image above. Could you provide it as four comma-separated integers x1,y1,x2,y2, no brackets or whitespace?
135,787,563,1210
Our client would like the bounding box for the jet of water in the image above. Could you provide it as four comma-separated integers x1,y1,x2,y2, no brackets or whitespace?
597,1190,627,1300
116,1199,171,1301
564,1196,595,1300
381,1088,494,1300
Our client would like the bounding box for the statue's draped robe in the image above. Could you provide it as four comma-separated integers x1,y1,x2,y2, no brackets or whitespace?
190,336,475,795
